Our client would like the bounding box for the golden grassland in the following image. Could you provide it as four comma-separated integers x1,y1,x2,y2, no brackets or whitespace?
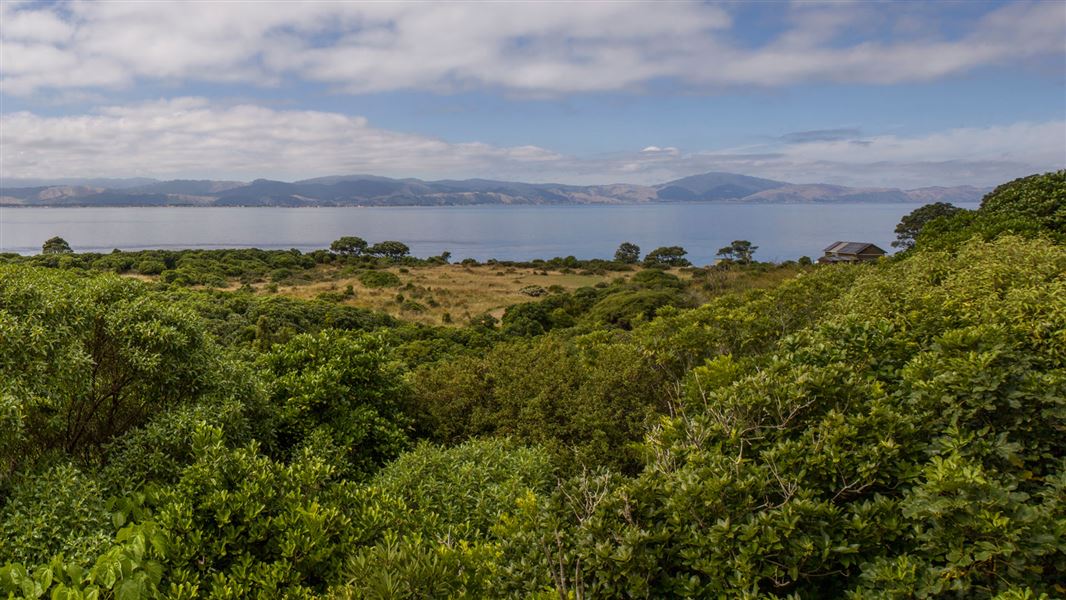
262,262,806,326
126,261,810,326
268,263,640,325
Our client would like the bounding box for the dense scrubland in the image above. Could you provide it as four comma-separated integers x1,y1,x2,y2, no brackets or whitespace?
0,171,1063,598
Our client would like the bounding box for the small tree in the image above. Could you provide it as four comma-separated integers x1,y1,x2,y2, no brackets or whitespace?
716,240,757,264
614,242,641,264
369,241,410,260
330,236,368,256
643,246,690,268
893,202,964,249
42,236,72,255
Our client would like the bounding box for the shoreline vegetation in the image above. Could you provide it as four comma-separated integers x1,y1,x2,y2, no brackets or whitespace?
0,171,1063,598
3,238,808,327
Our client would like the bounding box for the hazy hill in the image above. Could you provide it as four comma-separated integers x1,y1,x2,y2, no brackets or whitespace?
127,179,246,195
0,172,989,207
654,172,786,201
2,177,157,189
742,184,911,203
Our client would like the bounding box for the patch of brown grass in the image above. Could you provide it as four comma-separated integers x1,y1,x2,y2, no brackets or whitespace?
267,264,634,326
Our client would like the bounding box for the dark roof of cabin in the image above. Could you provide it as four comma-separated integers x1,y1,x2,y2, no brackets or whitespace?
823,241,886,255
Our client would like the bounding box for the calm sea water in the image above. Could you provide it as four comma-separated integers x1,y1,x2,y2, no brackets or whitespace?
0,204,976,264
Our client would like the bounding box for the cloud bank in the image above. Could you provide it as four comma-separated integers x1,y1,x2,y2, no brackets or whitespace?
3,98,1061,188
2,1,1062,96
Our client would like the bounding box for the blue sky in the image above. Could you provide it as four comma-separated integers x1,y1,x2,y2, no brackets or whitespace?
2,1,1064,187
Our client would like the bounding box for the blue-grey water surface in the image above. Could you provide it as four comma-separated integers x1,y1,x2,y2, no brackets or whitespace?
0,204,976,264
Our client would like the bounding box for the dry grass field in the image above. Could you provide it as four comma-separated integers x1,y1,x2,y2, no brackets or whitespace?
265,263,640,325
124,259,805,326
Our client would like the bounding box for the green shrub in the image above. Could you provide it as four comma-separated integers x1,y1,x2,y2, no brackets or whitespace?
260,330,409,478
400,300,426,313
270,267,294,282
489,237,1066,598
373,438,555,540
317,291,348,303
585,289,680,329
918,171,1065,250
0,464,111,566
140,427,373,596
631,268,684,289
334,439,556,599
408,335,667,472
359,270,402,288
135,260,166,275
0,266,219,470
101,396,254,492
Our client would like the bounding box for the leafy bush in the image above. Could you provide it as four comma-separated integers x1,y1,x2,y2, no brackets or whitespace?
400,300,426,313
0,463,111,566
0,266,219,472
100,395,255,492
630,268,684,289
488,237,1066,598
333,439,556,599
140,427,375,596
917,171,1065,250
585,289,680,328
0,522,168,599
371,438,555,540
892,202,965,249
317,290,348,303
408,335,668,472
135,259,166,275
358,270,402,288
260,330,409,478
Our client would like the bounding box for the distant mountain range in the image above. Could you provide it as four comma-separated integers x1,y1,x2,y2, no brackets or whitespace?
0,172,990,207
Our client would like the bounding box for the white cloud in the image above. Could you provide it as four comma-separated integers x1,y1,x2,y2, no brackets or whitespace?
640,146,680,156
0,98,563,181
599,121,1066,188
0,1,1061,96
1,6,73,43
2,98,1061,187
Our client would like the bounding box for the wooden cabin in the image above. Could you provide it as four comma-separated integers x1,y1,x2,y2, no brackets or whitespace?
818,241,887,264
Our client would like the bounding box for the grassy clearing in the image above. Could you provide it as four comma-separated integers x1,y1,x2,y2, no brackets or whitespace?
123,259,811,327
262,262,808,326
266,263,638,325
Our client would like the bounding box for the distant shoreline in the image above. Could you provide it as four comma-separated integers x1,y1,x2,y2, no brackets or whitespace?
0,199,965,209
0,171,993,207
0,202,965,262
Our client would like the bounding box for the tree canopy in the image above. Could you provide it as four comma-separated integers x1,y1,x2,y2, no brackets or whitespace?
892,202,965,249
613,241,641,264
643,245,690,267
368,241,411,259
916,170,1066,250
716,239,758,263
330,236,368,256
41,236,72,255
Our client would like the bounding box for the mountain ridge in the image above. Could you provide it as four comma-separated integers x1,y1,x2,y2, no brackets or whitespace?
0,172,990,207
